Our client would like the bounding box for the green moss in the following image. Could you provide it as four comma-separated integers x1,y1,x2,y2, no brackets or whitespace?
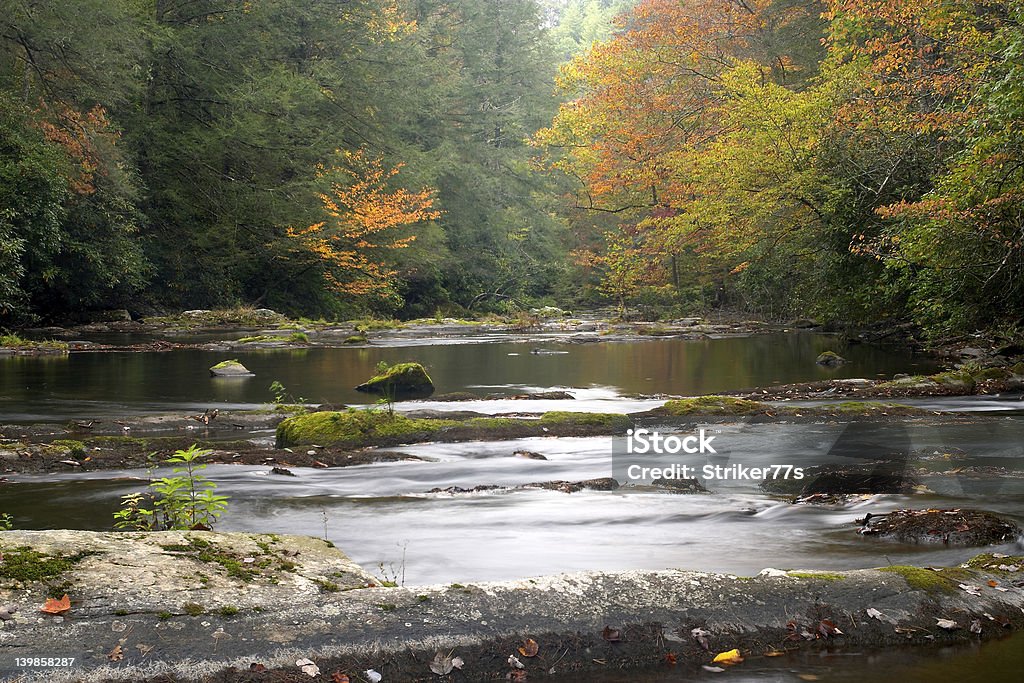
350,318,405,331
157,611,173,620
973,367,1012,381
377,603,397,611
219,605,240,617
877,565,973,593
787,571,846,581
277,410,455,447
538,411,631,429
449,583,465,589
343,334,368,344
929,370,976,390
0,334,69,352
161,537,257,582
51,439,87,456
0,546,94,584
114,609,129,616
815,401,926,416
356,362,434,396
963,553,1024,572
210,359,242,369
662,395,771,416
314,578,340,593
417,594,431,602
183,602,205,616
1010,362,1024,376
464,417,527,429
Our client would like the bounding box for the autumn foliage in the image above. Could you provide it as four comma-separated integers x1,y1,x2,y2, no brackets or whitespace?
288,151,440,298
534,0,1024,333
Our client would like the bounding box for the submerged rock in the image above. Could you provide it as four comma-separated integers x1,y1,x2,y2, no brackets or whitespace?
209,359,253,377
355,362,434,399
761,463,919,497
857,508,1020,546
650,477,709,493
513,450,548,460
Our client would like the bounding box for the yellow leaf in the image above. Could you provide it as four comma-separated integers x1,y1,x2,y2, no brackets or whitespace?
712,648,743,665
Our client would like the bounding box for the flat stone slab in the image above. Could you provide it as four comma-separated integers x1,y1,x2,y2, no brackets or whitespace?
1,532,1023,682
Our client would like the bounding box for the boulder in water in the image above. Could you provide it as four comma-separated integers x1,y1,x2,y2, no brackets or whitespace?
355,362,434,399
209,359,253,377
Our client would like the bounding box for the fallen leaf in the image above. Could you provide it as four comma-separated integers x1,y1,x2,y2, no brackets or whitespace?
41,594,71,615
452,656,464,670
507,671,527,682
601,626,622,642
818,619,843,637
365,670,383,683
866,608,896,625
296,658,320,677
987,580,999,587
936,619,959,630
958,583,981,596
508,654,524,669
664,653,677,665
330,673,350,683
712,648,743,665
429,652,456,676
136,644,153,657
107,645,124,662
798,675,822,681
518,638,539,657
764,650,787,657
249,663,267,672
702,665,726,672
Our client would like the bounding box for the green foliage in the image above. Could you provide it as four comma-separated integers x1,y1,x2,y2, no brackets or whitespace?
113,445,228,531
0,513,12,530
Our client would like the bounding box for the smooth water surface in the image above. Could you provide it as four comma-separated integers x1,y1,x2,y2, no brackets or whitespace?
0,333,940,422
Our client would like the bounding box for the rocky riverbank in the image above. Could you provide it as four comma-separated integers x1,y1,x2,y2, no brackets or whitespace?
0,530,1022,682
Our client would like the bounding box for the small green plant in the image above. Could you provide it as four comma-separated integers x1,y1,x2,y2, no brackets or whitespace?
269,380,307,405
114,445,229,531
0,513,12,530
289,331,309,343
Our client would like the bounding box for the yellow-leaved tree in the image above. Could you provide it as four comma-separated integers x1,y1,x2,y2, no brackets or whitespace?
288,150,440,299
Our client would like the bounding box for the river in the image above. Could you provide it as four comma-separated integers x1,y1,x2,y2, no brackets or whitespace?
2,331,1023,681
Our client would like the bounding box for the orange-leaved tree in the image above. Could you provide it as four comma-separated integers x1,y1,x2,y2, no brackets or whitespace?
287,150,440,299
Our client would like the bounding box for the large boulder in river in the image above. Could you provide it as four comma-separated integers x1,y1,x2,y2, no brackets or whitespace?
816,351,847,366
209,359,253,377
858,508,1020,546
355,362,434,399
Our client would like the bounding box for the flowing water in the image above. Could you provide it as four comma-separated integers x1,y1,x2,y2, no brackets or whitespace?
2,332,1023,680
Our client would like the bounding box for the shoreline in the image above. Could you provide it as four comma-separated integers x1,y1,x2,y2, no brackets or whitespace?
0,530,1022,682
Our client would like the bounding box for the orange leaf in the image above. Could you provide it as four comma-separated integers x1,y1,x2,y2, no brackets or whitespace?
987,580,999,587
518,638,539,657
41,594,71,615
331,672,350,683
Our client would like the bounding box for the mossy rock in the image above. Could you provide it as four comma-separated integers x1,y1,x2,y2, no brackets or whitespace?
973,367,1012,381
277,410,456,447
815,351,847,366
860,508,1019,546
928,370,976,391
209,359,253,377
1011,361,1024,376
661,396,772,416
355,362,434,399
537,411,631,429
343,334,368,344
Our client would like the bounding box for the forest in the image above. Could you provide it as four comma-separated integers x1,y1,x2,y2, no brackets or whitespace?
2,0,1023,340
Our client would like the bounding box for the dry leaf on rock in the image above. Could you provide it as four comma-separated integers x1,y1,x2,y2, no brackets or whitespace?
40,594,71,615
